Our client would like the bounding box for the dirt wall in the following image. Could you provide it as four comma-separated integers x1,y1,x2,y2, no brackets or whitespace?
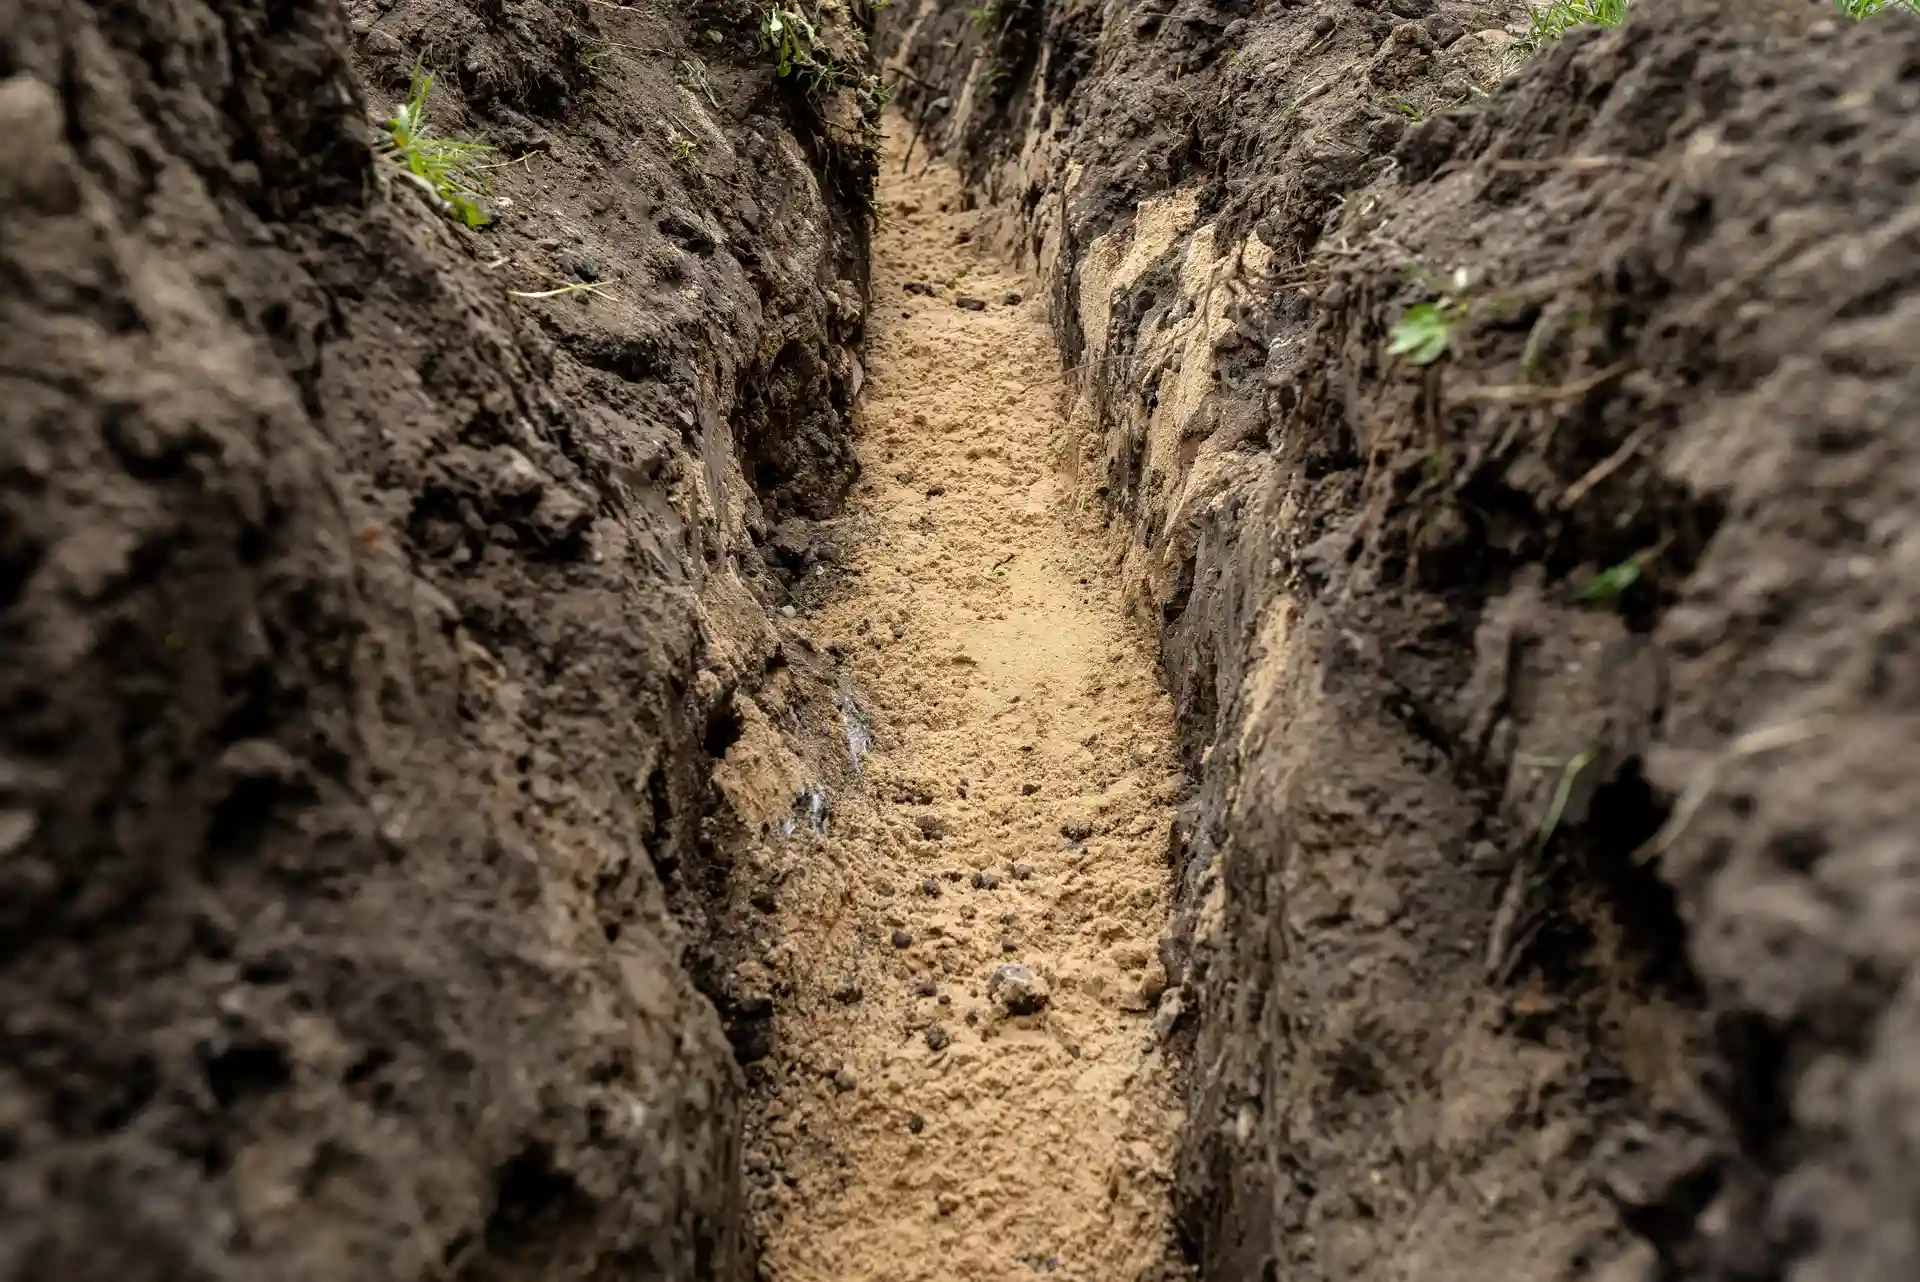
882,2,1920,1281
0,0,877,1277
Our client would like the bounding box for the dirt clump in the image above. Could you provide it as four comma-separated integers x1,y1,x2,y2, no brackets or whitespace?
1,0,876,1278
884,2,1920,1281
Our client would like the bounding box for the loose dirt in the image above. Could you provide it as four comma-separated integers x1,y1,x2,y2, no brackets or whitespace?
747,139,1184,1281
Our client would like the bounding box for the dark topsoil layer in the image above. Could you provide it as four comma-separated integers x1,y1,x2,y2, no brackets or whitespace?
1,0,878,1278
884,1,1920,1281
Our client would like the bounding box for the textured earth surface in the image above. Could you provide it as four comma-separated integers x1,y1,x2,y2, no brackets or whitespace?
8,0,1920,1280
741,136,1183,1282
882,2,1920,1281
1,0,872,1277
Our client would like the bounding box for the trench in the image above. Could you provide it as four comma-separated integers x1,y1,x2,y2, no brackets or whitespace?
742,139,1184,1281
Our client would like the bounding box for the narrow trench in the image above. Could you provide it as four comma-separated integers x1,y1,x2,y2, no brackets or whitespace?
747,140,1185,1280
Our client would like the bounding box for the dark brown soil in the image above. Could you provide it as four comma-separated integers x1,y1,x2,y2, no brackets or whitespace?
0,0,875,1278
883,2,1920,1281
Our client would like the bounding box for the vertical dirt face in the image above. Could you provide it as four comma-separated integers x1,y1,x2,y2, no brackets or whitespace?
1,1,873,1278
742,138,1185,1281
883,3,1920,1282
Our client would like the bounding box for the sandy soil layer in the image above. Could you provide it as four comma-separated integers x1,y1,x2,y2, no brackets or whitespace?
746,142,1185,1282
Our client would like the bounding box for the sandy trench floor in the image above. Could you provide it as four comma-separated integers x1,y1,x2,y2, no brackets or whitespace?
744,146,1186,1281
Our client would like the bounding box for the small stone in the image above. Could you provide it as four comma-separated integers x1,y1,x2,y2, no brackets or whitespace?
989,963,1049,1015
937,993,950,1006
1000,291,1022,306
832,1068,857,1092
0,810,38,857
1001,939,1018,953
970,870,1000,890
832,983,863,1003
1021,782,1039,795
892,929,913,949
1011,864,1033,880
921,877,941,897
907,1112,926,1134
924,1025,951,1051
915,815,947,840
1060,821,1093,841
917,978,938,998
780,604,797,618
955,296,986,311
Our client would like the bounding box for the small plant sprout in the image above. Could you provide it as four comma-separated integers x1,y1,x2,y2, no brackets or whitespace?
1571,557,1643,607
1537,749,1598,851
1835,0,1919,15
760,6,820,79
672,136,699,168
381,63,493,227
1389,267,1472,367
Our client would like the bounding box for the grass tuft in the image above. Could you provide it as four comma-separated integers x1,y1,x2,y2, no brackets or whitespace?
1521,0,1631,50
1835,0,1920,16
380,63,492,228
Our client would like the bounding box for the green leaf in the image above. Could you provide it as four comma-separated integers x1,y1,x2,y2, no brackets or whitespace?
1388,302,1454,366
1571,559,1642,607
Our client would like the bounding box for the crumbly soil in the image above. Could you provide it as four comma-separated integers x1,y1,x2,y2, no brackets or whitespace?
884,2,1920,1282
1,1,871,1278
740,137,1185,1282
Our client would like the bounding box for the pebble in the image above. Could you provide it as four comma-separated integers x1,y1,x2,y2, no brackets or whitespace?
832,1068,857,1092
956,296,986,311
907,1113,926,1134
1060,821,1093,841
1011,863,1033,880
892,929,913,949
924,1025,951,1051
971,870,1000,890
917,978,939,998
1021,783,1039,795
832,983,863,1004
1001,939,1018,953
916,815,947,840
1000,291,1023,306
921,877,942,896
989,963,1050,1015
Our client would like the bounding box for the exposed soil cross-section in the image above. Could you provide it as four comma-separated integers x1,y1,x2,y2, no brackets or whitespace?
746,140,1185,1281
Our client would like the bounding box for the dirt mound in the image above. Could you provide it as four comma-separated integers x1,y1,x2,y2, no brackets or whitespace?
883,2,1920,1280
0,0,875,1277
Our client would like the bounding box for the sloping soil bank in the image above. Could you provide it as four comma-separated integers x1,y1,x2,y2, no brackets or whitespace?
883,2,1920,1281
741,137,1183,1281
1,0,875,1277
